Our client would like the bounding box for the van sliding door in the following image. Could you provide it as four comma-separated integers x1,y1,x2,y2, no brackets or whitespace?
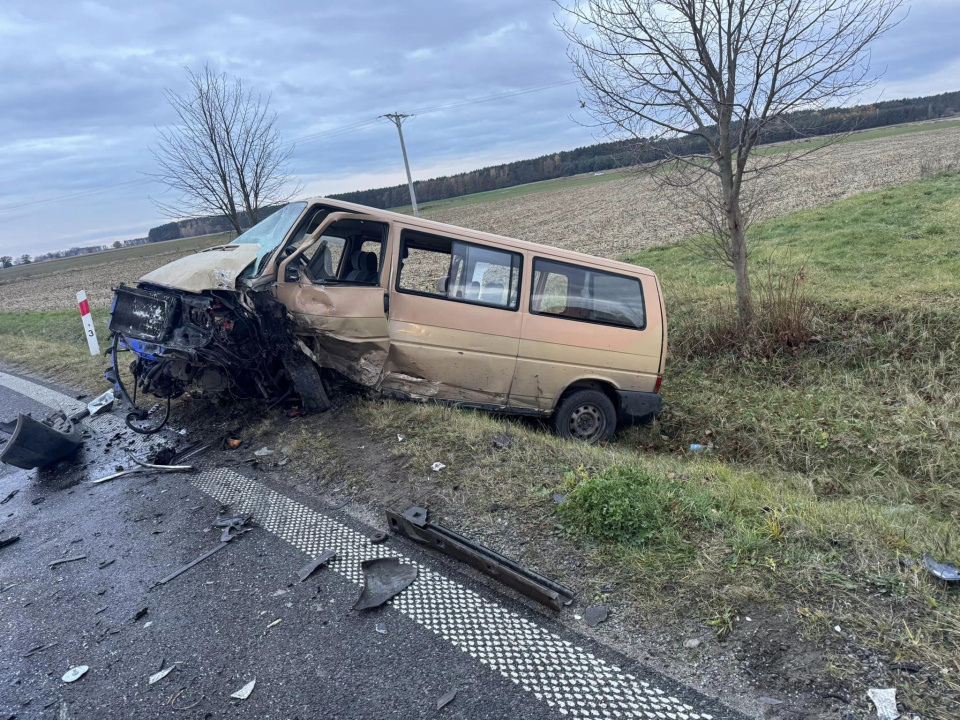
383,228,523,407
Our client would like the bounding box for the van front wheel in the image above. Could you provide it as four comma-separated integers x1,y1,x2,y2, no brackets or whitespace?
550,389,617,443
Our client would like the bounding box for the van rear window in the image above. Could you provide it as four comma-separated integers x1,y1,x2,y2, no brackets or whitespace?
530,258,645,330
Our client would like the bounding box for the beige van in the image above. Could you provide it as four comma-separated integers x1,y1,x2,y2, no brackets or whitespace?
115,198,666,442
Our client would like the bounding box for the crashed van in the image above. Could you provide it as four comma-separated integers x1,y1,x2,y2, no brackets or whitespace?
109,199,666,442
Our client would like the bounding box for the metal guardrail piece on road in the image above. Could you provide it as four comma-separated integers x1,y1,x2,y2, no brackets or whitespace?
385,506,575,611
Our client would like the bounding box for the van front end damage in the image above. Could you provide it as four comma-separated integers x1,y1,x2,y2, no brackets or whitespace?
107,283,329,433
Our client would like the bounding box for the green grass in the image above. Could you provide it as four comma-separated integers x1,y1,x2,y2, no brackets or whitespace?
0,231,233,283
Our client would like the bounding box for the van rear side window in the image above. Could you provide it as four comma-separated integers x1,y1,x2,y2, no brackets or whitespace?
397,230,521,310
531,258,645,330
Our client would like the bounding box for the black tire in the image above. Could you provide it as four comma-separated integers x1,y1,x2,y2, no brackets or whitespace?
549,389,617,443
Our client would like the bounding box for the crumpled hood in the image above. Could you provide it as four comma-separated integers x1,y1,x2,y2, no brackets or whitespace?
137,244,261,293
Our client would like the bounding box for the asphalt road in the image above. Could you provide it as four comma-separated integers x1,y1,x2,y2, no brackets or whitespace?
0,371,745,720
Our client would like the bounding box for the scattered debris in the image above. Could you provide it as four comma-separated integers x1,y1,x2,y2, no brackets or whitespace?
689,443,714,452
98,559,115,570
353,557,418,610
430,462,446,472
265,618,282,632
61,666,89,683
226,438,243,449
22,642,59,658
552,493,566,504
759,697,783,706
214,515,253,542
386,506,575,611
375,622,388,635
86,457,195,485
230,679,256,700
87,390,115,417
492,419,512,449
866,688,899,720
148,665,177,685
154,544,227,587
437,689,458,710
297,549,337,582
49,555,87,569
31,497,45,505
923,552,960,582
253,447,274,457
584,606,609,627
132,607,148,622
397,434,404,442
0,489,18,505
0,412,82,470
0,536,20,550
683,638,701,649
369,531,389,545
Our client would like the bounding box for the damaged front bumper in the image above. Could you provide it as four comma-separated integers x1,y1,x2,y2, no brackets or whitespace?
107,283,329,433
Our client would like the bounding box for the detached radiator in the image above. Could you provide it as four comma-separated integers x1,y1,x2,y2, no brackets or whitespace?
109,285,179,343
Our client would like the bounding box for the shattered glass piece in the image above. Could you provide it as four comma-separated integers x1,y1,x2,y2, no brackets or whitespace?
353,557,418,611
230,678,256,700
62,666,89,683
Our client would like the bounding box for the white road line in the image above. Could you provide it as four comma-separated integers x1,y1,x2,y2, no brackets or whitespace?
1,371,724,720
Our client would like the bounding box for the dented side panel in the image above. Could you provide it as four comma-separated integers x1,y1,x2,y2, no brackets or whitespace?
383,291,522,406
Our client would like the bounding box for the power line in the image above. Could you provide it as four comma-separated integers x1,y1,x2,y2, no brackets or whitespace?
0,79,580,216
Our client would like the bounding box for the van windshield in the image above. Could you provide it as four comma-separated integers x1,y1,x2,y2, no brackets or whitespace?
231,202,307,276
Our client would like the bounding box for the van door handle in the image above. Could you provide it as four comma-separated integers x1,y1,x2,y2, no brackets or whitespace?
383,293,390,315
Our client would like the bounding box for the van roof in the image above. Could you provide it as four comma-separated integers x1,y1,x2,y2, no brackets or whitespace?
306,196,656,277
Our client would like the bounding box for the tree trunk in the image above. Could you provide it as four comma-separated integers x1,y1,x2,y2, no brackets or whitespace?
729,207,753,327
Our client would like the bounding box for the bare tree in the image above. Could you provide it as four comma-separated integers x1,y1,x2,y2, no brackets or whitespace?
0,256,12,269
560,0,903,325
150,65,298,235
18,254,31,265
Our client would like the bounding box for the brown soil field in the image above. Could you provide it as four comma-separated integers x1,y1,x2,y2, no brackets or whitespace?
422,124,960,259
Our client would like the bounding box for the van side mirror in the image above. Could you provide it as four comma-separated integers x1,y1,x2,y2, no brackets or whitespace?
284,266,301,283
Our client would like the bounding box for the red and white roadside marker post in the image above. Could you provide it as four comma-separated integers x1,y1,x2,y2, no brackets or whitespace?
77,290,100,356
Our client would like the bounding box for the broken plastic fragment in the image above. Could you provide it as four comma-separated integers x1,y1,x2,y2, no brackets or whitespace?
253,447,274,457
62,665,89,683
437,689,457,710
397,434,404,442
353,557,418,610
230,679,256,700
87,390,115,417
148,665,176,685
375,622,388,635
431,462,445,472
297,549,336,582
584,606,609,627
867,688,898,720
923,552,960,582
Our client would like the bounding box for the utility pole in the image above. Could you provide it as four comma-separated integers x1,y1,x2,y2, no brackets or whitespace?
382,113,419,216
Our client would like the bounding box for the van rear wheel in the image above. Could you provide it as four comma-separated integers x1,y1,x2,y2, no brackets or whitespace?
550,389,617,444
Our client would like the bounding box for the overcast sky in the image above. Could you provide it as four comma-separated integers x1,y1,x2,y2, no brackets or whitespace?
1,0,958,258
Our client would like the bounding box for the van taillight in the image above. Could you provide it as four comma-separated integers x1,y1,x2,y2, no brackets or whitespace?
654,376,662,394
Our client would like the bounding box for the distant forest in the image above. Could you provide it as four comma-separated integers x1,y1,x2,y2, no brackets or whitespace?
148,90,959,241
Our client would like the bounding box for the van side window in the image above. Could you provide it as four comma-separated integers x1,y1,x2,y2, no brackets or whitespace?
298,219,386,285
397,230,522,310
530,258,646,330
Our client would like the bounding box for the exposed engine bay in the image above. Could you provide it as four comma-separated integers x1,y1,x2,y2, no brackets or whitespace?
107,283,328,433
